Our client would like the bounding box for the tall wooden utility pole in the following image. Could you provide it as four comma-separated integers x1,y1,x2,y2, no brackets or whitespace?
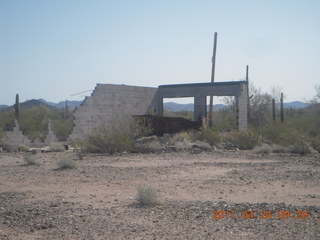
209,32,218,127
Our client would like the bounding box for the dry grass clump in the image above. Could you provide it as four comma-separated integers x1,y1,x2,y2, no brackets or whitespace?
57,157,76,170
253,144,272,155
135,185,160,207
23,154,40,166
49,142,65,152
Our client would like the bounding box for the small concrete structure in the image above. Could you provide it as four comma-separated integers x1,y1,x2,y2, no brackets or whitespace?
68,80,248,141
156,81,248,130
4,119,31,146
44,119,58,144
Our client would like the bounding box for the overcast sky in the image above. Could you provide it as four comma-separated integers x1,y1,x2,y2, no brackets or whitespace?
1,0,319,105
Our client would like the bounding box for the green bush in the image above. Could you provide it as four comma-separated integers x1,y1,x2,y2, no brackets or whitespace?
57,157,76,170
264,123,300,146
231,130,259,150
135,185,160,207
196,127,222,146
18,145,30,152
85,127,133,154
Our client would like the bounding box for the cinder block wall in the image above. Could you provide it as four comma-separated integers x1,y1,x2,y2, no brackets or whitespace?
68,84,158,140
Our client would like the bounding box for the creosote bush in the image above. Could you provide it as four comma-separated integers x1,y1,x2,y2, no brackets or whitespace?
196,127,222,146
231,130,259,150
84,127,133,154
135,185,160,207
18,145,30,152
57,157,76,170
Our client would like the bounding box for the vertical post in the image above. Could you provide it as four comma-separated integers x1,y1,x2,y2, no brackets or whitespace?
246,65,250,120
272,98,276,122
209,32,218,127
280,93,284,123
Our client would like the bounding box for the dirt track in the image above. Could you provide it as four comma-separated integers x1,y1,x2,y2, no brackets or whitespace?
0,151,319,239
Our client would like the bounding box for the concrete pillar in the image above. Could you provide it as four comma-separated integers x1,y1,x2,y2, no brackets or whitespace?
157,97,163,116
238,84,248,130
194,95,207,121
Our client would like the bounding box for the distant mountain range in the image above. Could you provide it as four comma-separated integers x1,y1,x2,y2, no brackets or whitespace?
0,99,312,112
0,99,82,110
164,102,226,112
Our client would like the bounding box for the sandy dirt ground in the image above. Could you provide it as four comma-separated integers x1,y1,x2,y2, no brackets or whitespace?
0,151,319,239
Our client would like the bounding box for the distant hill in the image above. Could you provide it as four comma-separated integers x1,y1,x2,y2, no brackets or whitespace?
37,99,82,110
0,99,53,110
283,101,310,109
164,101,310,112
20,99,54,108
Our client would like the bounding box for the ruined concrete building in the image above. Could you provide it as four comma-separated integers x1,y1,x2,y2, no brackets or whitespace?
68,80,248,141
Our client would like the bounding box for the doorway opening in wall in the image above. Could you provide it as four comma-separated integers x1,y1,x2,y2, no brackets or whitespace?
206,96,237,131
163,97,194,121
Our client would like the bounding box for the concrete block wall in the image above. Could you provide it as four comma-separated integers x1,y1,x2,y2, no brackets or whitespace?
68,84,158,140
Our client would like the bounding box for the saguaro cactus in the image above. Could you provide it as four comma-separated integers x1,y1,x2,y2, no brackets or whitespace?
14,93,20,123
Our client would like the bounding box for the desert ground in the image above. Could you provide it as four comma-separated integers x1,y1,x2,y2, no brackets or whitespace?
0,151,319,239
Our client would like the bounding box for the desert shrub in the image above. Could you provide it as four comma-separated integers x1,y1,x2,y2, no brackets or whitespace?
85,127,133,154
49,142,65,152
135,185,160,207
130,116,153,139
272,145,287,153
57,157,76,170
23,154,40,166
18,145,30,152
289,141,311,155
195,127,222,146
231,130,259,150
310,138,320,153
253,144,272,155
264,123,300,146
70,139,87,159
